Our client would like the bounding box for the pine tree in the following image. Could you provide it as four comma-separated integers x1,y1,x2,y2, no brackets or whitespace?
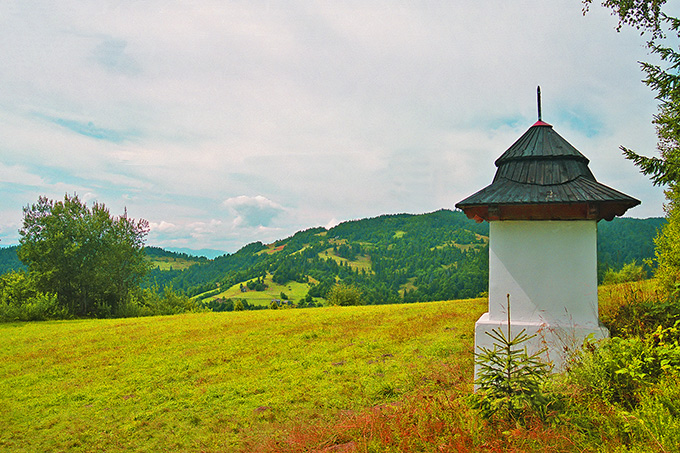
584,1,680,294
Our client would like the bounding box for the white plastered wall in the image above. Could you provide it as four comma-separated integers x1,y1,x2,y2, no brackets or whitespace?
475,220,608,376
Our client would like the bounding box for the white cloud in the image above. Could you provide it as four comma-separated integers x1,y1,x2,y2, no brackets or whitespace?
149,221,178,233
223,195,286,228
0,163,45,187
188,219,223,237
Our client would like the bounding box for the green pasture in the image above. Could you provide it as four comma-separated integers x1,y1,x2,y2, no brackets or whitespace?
318,248,373,272
207,274,314,306
0,299,485,452
147,256,199,271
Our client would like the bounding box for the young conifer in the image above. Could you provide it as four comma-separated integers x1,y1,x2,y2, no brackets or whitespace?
471,294,557,423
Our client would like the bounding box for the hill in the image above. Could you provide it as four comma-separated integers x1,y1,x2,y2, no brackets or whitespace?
144,246,209,270
148,210,665,306
1,210,666,305
596,216,666,276
0,246,24,275
154,209,491,305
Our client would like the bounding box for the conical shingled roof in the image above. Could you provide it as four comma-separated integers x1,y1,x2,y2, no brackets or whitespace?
456,121,640,222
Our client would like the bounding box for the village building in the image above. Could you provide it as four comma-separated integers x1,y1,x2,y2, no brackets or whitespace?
456,94,640,375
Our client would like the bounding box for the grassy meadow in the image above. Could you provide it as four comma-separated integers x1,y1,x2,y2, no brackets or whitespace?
207,273,314,306
0,299,485,452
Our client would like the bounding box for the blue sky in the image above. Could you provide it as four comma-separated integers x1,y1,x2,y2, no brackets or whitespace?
0,1,670,255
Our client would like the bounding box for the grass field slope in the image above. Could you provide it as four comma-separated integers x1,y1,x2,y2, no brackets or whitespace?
0,299,485,452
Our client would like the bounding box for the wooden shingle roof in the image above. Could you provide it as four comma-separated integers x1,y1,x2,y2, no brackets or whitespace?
456,121,640,222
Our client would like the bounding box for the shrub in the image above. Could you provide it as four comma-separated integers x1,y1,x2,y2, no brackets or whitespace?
327,283,363,306
0,271,67,321
128,286,199,317
603,261,647,285
568,323,680,409
631,374,680,451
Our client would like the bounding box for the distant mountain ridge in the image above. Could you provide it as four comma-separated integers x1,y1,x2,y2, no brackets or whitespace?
147,209,490,304
165,247,227,260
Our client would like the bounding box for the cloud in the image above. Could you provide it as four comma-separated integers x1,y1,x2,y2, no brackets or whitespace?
149,221,179,233
0,163,45,187
187,219,223,237
222,196,286,228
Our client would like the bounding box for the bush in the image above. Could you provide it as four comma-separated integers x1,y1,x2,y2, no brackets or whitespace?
326,283,363,306
603,261,647,285
0,271,67,321
600,281,680,338
127,286,199,317
568,323,680,409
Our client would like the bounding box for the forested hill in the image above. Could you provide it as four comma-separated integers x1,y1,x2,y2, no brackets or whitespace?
147,209,490,304
596,217,666,273
0,211,666,305
144,210,665,305
0,246,24,275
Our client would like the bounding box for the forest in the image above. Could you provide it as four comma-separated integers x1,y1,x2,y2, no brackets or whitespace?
1,209,664,309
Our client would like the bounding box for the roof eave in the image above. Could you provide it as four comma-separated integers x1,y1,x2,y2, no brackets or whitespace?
456,200,641,223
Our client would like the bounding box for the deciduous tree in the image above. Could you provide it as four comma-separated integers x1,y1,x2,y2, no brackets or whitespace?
18,194,150,317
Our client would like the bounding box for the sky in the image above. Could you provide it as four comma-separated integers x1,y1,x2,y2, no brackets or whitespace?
0,1,672,256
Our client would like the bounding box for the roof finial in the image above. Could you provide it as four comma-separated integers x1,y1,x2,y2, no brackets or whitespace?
537,86,542,122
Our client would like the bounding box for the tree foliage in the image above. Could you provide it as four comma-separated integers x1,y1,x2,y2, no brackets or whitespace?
18,194,150,317
655,186,680,293
585,0,680,294
2,209,664,311
596,216,665,281
0,246,25,275
0,271,64,321
131,210,661,307
603,260,647,284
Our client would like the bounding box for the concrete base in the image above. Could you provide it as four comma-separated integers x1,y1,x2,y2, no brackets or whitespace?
474,312,609,379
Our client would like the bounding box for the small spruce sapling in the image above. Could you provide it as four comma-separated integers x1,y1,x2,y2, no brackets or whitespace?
471,294,557,423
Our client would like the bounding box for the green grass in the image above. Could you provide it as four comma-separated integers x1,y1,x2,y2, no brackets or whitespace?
206,273,314,306
0,299,485,452
5,284,674,452
318,249,373,272
147,256,199,271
